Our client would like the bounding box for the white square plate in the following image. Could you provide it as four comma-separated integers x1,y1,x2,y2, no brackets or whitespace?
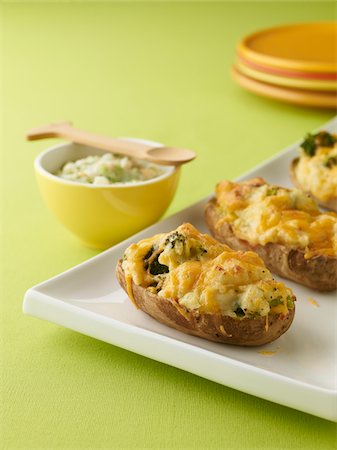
24,118,337,421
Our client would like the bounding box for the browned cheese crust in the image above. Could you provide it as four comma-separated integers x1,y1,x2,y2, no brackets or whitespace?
205,198,337,292
116,261,295,347
290,158,337,212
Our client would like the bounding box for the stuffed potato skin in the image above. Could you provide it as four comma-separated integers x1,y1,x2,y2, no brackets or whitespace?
116,260,295,346
290,131,337,212
116,223,296,346
290,158,337,212
205,198,337,292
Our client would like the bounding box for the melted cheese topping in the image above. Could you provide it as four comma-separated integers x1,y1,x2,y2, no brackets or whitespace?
295,139,337,202
215,178,337,258
122,223,295,317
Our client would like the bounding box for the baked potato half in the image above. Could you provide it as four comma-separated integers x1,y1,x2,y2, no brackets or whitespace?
290,131,337,212
116,223,295,346
205,178,337,291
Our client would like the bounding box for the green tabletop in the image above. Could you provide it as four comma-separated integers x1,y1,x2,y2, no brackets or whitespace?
2,2,336,448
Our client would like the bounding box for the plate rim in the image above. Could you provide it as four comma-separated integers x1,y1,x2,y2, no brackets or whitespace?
23,287,337,396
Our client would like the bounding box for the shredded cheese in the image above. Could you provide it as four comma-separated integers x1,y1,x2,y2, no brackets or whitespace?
308,297,319,308
121,223,295,318
265,314,269,332
215,178,337,259
258,350,278,357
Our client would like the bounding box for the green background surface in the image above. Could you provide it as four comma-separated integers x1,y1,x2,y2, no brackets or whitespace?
1,2,337,449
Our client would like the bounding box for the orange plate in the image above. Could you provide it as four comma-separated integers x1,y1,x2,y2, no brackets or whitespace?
238,22,337,73
235,61,337,92
238,55,337,81
232,66,337,109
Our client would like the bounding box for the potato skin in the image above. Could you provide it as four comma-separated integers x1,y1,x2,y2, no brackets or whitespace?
116,261,295,347
290,158,337,212
205,198,337,292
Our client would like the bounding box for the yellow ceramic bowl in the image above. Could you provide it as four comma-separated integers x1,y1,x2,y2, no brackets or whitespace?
35,140,181,249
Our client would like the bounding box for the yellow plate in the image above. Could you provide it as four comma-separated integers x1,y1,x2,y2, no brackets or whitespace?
232,66,337,109
238,22,337,73
235,61,337,91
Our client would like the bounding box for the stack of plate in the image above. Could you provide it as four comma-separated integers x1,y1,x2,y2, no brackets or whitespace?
233,22,337,109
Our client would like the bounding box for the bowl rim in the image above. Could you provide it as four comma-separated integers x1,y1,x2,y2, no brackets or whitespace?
34,139,178,189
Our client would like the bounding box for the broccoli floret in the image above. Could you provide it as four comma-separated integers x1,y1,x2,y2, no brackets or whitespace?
148,255,169,275
164,232,186,249
286,296,295,309
316,131,336,148
270,296,283,307
234,307,245,317
301,131,336,157
266,187,279,196
301,133,316,156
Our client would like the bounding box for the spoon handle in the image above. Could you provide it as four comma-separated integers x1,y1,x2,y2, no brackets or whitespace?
27,122,197,166
26,122,152,160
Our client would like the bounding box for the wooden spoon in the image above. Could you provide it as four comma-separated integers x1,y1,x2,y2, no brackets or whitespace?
26,122,196,166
